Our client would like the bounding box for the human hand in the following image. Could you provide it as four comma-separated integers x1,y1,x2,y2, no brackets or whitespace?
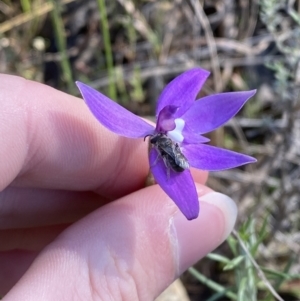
0,75,237,301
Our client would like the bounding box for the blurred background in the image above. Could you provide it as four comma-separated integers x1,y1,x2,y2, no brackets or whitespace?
1,0,300,300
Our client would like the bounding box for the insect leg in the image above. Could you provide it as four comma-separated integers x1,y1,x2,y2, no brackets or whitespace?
161,154,172,180
150,148,163,169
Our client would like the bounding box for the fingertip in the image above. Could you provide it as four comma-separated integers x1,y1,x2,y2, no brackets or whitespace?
200,192,237,241
2,185,237,301
172,190,237,273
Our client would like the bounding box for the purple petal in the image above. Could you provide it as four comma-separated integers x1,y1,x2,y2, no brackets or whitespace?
182,124,210,144
76,82,154,138
182,90,256,134
183,144,256,171
156,105,178,132
149,148,199,220
156,68,210,118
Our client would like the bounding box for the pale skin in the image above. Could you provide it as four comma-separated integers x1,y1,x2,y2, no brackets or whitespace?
0,74,237,301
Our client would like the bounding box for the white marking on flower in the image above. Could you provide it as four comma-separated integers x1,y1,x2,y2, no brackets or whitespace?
167,118,185,143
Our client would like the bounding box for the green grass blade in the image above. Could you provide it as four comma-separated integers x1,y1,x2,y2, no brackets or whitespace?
189,267,237,300
49,0,74,92
96,0,117,100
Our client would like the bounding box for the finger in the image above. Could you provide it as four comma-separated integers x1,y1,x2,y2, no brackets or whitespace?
0,172,207,230
0,250,38,296
0,224,69,251
0,224,73,294
0,75,143,196
191,167,208,184
3,184,237,300
0,187,106,229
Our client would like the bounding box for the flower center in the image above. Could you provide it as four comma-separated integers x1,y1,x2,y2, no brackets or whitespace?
167,118,185,143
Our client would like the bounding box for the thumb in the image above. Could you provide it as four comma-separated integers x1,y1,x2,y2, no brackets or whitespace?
3,184,237,301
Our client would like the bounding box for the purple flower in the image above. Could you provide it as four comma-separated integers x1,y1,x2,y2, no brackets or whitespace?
76,68,256,220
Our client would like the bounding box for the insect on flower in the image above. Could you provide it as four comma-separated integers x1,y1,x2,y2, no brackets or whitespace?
76,67,257,220
145,133,189,178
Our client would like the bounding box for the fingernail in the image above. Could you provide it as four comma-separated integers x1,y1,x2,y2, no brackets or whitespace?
201,192,237,241
171,192,237,274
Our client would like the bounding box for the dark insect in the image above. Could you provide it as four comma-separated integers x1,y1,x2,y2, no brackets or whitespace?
145,133,189,175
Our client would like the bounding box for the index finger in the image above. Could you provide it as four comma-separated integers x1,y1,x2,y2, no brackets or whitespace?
0,75,207,198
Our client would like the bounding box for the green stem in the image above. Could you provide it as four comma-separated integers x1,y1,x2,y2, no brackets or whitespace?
96,0,117,100
20,0,31,12
49,0,74,92
189,267,237,300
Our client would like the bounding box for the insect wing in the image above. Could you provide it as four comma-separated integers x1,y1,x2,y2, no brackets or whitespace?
150,133,189,172
156,135,189,171
154,135,180,160
173,144,189,170
174,153,189,170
